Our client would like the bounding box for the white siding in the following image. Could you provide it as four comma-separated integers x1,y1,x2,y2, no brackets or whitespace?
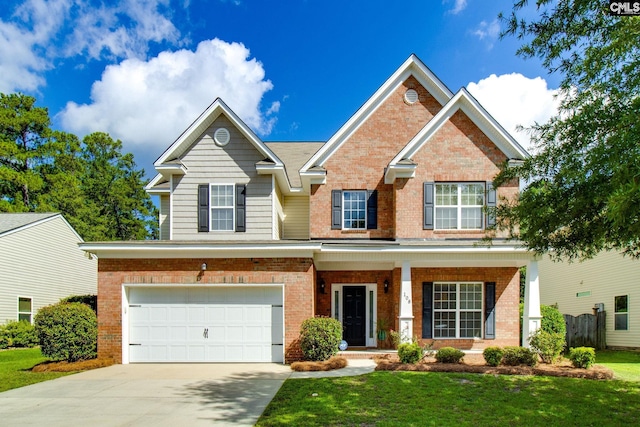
171,115,273,240
273,179,283,239
283,196,310,239
0,217,97,323
539,251,640,348
159,194,170,240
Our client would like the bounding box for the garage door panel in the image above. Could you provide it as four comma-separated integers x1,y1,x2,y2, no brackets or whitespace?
129,287,283,363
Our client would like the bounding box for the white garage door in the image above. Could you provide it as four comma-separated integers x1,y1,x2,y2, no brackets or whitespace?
128,286,283,363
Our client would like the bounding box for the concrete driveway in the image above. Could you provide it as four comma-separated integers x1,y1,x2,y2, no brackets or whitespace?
0,363,292,426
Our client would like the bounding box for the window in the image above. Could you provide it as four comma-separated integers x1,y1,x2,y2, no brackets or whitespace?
18,297,32,323
343,191,367,230
210,184,234,231
615,295,629,331
433,283,483,338
435,183,484,230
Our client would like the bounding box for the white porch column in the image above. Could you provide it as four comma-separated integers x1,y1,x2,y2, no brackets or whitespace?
522,259,542,347
398,260,414,343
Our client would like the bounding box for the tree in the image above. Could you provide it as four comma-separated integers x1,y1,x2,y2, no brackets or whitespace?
0,93,54,211
494,1,640,260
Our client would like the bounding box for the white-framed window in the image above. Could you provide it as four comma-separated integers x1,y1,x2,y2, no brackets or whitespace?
18,297,32,323
343,190,367,230
433,283,483,338
210,184,234,231
615,295,629,331
435,183,484,230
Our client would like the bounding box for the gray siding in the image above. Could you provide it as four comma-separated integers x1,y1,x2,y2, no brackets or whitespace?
171,115,273,240
0,216,97,323
539,251,640,348
160,194,170,240
283,196,310,239
274,179,283,239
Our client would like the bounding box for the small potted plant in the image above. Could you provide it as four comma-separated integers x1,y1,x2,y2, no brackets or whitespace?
376,317,389,341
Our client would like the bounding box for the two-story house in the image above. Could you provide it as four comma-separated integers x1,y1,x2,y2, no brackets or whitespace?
82,55,541,364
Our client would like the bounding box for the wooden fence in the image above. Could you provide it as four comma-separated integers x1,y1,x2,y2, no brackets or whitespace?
563,312,606,350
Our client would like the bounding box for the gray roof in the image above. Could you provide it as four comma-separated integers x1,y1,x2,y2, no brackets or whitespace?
0,212,59,236
265,142,325,188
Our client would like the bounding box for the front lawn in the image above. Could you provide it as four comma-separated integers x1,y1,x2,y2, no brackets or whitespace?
257,371,640,426
596,350,640,382
0,348,73,393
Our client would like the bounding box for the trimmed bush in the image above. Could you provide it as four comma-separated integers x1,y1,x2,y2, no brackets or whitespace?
528,329,566,363
299,316,343,361
398,342,423,364
61,295,97,314
541,305,566,336
34,302,98,362
502,346,538,367
435,347,465,364
569,347,596,369
0,320,38,348
483,346,504,367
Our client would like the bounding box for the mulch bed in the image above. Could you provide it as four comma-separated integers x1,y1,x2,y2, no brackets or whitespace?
291,356,348,372
32,358,115,372
374,353,613,380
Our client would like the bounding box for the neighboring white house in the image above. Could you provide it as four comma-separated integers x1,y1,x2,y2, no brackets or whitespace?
538,251,640,349
0,213,97,324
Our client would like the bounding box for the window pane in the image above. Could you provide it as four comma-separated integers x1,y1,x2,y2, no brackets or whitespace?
211,185,233,207
615,313,628,331
461,184,484,206
615,295,628,313
18,313,31,323
460,312,482,338
461,207,482,229
211,208,233,230
434,312,456,338
436,184,457,206
18,297,32,312
343,191,366,229
436,207,457,229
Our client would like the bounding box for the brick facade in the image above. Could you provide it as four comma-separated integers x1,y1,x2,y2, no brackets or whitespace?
98,258,315,363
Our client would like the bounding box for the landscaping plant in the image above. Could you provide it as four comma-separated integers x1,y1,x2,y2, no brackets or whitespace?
483,346,504,367
435,347,464,364
0,321,38,348
528,328,566,363
299,316,342,361
569,347,596,369
398,342,423,364
34,302,97,362
502,346,537,367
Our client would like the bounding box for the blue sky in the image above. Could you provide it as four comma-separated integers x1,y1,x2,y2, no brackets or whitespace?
0,0,560,177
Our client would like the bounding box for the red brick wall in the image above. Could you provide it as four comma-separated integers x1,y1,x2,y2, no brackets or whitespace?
310,77,442,239
98,257,315,363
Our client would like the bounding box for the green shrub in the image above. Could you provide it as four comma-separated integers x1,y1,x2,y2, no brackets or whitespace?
398,342,423,364
528,329,566,363
34,302,98,362
61,294,97,314
569,347,596,369
435,347,465,364
0,334,9,349
502,346,538,366
0,321,38,348
299,317,343,361
483,346,504,367
541,305,566,336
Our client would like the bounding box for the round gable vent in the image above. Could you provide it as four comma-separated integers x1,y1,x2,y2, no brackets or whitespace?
404,89,419,104
214,128,230,146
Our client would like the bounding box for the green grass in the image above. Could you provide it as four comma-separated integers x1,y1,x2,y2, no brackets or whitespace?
596,350,640,382
0,348,73,392
258,371,640,426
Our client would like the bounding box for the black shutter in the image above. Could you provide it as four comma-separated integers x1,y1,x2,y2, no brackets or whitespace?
367,190,377,230
423,182,434,230
486,182,497,228
485,282,496,339
198,184,209,232
331,190,342,229
422,282,433,339
235,184,246,232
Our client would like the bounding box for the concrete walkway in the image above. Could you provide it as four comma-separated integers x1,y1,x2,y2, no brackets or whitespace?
0,359,376,426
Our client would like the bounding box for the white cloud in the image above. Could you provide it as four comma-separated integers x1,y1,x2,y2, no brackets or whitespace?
472,19,500,48
445,0,468,15
59,39,276,154
0,0,182,93
467,73,560,153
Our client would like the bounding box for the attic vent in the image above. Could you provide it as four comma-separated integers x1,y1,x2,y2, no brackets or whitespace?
404,89,419,104
214,128,231,146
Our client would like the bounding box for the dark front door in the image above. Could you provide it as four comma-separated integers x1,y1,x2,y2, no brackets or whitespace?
343,286,366,346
